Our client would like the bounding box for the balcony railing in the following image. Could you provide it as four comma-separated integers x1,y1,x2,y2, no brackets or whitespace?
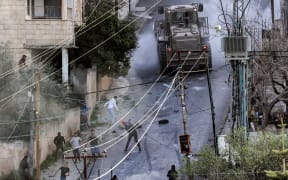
32,6,61,19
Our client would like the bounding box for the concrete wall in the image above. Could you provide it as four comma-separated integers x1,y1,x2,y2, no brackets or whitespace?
0,107,80,175
70,65,87,93
39,107,80,162
85,67,97,123
0,141,28,174
70,66,112,123
98,75,113,100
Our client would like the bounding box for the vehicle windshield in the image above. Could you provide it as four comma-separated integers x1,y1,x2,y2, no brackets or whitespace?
171,11,197,25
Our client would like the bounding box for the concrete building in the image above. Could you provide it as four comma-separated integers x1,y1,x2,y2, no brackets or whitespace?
0,0,83,84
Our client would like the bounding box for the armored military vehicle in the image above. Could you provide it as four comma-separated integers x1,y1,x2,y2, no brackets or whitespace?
154,3,211,73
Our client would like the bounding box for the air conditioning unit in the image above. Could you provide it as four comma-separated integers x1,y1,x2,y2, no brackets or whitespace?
221,36,251,56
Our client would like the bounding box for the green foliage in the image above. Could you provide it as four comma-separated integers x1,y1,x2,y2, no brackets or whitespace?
0,171,20,180
75,0,137,77
40,154,56,170
181,129,283,180
123,95,130,101
265,118,288,179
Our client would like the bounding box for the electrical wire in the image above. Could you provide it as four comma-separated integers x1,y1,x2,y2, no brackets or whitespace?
6,96,30,141
84,86,171,151
63,46,176,153
93,66,179,180
0,2,127,119
0,2,130,104
89,51,205,179
69,49,195,151
66,49,203,153
0,0,127,80
0,115,65,125
84,51,204,152
83,0,103,24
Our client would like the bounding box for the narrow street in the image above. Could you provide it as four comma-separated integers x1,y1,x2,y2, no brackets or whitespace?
40,1,233,180
84,0,231,179
1,0,286,179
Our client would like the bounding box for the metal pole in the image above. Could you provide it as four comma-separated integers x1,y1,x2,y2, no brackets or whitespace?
35,69,41,180
177,52,192,179
72,0,76,46
271,0,274,28
28,77,34,176
83,155,87,179
129,0,131,13
204,51,218,154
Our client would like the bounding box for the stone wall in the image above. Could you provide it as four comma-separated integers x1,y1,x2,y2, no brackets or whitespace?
0,107,80,175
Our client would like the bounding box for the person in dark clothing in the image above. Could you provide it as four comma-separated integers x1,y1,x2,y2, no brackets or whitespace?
19,155,30,180
52,161,69,180
54,132,66,156
167,164,178,180
111,175,119,180
89,129,101,156
122,120,141,152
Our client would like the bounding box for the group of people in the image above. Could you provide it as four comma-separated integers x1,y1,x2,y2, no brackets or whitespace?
20,96,146,180
18,95,179,180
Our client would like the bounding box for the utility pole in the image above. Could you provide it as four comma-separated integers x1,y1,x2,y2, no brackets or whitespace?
176,51,192,180
129,0,131,13
35,68,41,180
28,70,35,176
177,51,191,156
223,0,250,134
203,46,218,154
271,0,274,27
64,153,106,180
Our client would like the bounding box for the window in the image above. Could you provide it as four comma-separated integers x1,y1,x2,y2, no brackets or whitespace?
31,0,62,19
172,12,184,23
27,0,30,15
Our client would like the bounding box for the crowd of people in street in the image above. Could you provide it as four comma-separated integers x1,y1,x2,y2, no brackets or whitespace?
17,93,182,180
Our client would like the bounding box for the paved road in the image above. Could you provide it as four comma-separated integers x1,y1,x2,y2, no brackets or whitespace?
85,1,233,180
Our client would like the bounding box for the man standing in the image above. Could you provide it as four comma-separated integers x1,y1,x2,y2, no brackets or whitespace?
122,120,141,152
19,155,30,180
53,132,65,157
89,129,101,157
70,133,82,163
104,96,119,124
167,164,178,180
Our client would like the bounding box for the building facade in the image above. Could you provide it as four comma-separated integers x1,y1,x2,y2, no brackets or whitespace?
0,0,83,84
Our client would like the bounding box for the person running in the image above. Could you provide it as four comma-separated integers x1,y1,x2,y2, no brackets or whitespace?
122,120,141,152
70,133,82,163
104,96,119,124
